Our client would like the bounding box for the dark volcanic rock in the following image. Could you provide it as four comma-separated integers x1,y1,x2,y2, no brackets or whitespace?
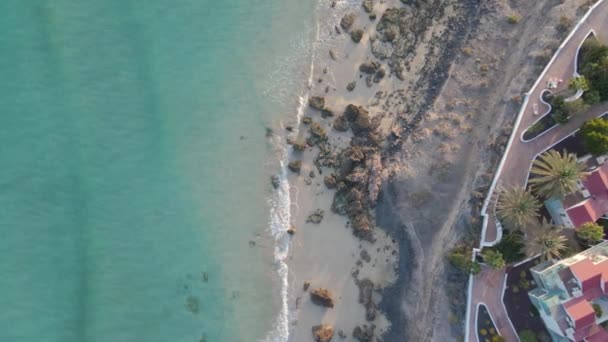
344,104,369,122
303,281,311,291
373,68,385,83
292,140,307,152
271,175,280,189
302,116,312,125
358,278,377,321
310,288,334,308
306,209,325,224
346,81,356,91
333,115,350,132
352,324,376,342
324,175,337,189
350,29,364,43
309,96,325,110
362,0,373,13
359,61,380,74
340,13,355,30
321,108,335,118
312,325,334,342
310,122,327,140
288,160,301,173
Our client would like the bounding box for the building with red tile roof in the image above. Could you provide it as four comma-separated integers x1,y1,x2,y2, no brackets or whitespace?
546,159,608,229
529,242,608,341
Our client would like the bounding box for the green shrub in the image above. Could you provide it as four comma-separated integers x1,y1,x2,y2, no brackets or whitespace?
480,328,488,336
519,329,538,342
482,249,506,269
580,118,608,156
507,14,521,24
494,233,526,263
593,303,603,317
577,222,604,244
583,90,601,105
552,109,569,124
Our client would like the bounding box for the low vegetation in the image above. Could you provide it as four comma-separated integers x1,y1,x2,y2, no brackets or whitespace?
580,117,608,156
447,244,480,274
576,222,604,245
579,39,608,101
482,249,506,269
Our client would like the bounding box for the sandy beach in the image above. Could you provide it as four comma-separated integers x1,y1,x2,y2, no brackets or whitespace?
277,0,595,341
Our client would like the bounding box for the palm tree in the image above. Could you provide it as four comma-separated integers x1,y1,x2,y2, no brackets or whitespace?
526,219,568,261
495,186,541,231
529,150,587,199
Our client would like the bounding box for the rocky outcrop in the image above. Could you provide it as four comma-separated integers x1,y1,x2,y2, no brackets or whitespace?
366,153,382,206
310,122,327,140
352,324,376,342
346,81,356,91
321,108,335,118
288,160,302,174
362,0,373,13
310,288,334,308
309,96,325,110
359,61,380,74
333,115,350,132
373,68,385,83
340,13,355,30
324,175,337,189
358,278,377,321
306,209,325,224
351,29,364,43
312,325,334,342
292,140,307,152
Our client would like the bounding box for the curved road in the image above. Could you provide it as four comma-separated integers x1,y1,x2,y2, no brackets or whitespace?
466,2,608,342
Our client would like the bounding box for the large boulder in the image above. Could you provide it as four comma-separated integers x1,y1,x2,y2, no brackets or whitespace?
333,115,350,132
362,0,373,13
324,175,337,189
310,288,334,308
309,96,325,110
288,160,302,174
359,61,380,74
321,108,335,118
351,29,364,43
340,13,356,30
344,104,369,122
312,325,334,342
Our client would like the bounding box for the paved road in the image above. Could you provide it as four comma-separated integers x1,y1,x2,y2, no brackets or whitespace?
467,3,608,342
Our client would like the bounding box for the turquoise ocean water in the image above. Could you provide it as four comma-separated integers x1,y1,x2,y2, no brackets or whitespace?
0,1,316,341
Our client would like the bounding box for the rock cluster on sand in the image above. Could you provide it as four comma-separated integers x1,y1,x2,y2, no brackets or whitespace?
312,325,334,342
359,61,380,74
346,81,356,91
310,288,334,308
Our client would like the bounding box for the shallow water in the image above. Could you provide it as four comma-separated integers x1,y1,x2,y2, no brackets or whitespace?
0,1,315,341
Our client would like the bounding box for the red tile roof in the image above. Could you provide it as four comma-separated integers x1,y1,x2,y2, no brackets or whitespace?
567,163,608,228
571,259,601,285
564,297,596,329
585,325,608,342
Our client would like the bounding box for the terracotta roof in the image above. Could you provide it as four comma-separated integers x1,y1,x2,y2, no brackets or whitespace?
571,259,600,284
585,325,608,342
564,297,596,329
566,163,608,228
